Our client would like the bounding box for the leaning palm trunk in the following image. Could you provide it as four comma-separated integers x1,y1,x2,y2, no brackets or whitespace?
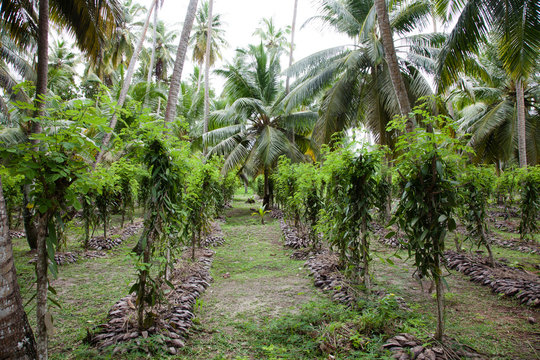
0,175,37,359
374,0,413,131
164,0,199,123
516,79,527,168
202,0,214,156
144,1,160,109
95,0,158,166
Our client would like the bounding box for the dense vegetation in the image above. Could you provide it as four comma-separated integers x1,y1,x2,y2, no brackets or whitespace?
0,0,538,359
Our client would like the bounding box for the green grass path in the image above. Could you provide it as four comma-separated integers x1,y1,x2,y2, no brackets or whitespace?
177,194,321,359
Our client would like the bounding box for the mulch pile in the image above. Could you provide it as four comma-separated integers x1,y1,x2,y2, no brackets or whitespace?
444,250,540,307
382,333,484,360
373,223,406,249
490,236,540,255
29,250,106,266
86,248,214,355
492,220,518,233
270,208,284,219
88,222,144,250
279,219,310,249
201,222,225,247
305,251,356,307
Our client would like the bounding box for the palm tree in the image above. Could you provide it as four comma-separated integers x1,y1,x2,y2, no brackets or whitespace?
204,44,316,207
48,40,78,99
95,0,158,166
0,175,37,359
286,0,299,94
283,0,435,151
373,0,412,128
436,0,540,167
451,43,539,167
253,17,290,51
164,0,199,123
190,0,227,73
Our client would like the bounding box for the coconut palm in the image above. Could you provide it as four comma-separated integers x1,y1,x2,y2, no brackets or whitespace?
437,0,540,167
451,42,539,167
190,0,227,71
253,17,290,51
164,0,199,123
282,0,435,151
204,44,317,207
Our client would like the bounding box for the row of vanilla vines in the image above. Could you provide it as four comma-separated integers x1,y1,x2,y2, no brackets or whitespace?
272,104,539,341
0,95,237,355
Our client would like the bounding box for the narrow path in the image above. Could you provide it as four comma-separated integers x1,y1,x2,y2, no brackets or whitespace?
178,195,320,359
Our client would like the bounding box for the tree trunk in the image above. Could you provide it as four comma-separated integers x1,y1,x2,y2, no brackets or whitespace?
35,1,50,358
164,0,199,123
361,221,370,290
202,0,214,157
95,0,158,167
285,0,298,94
374,0,413,131
22,184,37,250
0,175,37,359
516,79,527,168
263,167,270,209
137,231,152,329
434,272,445,341
35,211,50,360
144,1,159,108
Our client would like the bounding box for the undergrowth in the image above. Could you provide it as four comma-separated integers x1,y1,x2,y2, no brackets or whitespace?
240,295,425,359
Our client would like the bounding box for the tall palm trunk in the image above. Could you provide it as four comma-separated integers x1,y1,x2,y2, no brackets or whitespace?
35,1,50,358
0,176,37,359
516,79,527,168
374,0,413,131
95,0,158,166
202,0,214,156
164,0,199,123
285,0,298,94
144,0,160,109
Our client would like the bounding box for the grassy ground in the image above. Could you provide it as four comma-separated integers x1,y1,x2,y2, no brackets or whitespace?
11,193,540,359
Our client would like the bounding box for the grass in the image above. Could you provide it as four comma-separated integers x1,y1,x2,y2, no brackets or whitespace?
10,192,539,359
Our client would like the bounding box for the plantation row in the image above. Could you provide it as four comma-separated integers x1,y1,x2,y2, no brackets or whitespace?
0,106,237,358
268,109,539,341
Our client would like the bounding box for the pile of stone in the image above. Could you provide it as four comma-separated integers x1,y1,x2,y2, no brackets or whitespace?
445,250,540,307
86,248,214,355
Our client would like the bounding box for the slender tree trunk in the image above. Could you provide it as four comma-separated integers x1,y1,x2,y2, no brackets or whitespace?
95,0,158,167
0,175,37,359
137,230,152,329
22,185,37,250
144,1,159,108
164,0,199,123
35,212,50,360
263,167,270,209
285,0,298,94
434,271,444,341
202,0,214,157
361,223,370,290
516,79,527,168
35,1,50,358
374,0,413,131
